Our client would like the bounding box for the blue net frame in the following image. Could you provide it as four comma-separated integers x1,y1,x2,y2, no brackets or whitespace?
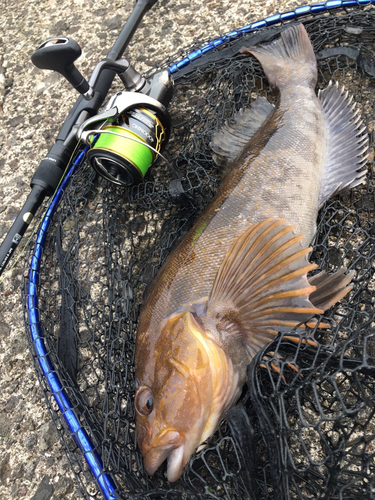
24,1,375,498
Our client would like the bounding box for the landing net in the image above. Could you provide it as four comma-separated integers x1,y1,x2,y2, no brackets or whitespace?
22,3,375,498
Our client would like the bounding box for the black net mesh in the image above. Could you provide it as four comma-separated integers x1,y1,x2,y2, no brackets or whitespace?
22,4,375,499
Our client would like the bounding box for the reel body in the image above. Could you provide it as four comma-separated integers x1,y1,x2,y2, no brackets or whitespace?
78,70,172,186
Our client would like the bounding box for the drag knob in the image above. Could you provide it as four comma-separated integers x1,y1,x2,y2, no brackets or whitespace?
31,37,93,98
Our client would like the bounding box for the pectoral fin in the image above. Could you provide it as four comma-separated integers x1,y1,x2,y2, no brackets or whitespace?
205,219,352,360
309,268,355,310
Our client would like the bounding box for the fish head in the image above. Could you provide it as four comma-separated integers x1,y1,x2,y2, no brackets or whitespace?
135,310,236,482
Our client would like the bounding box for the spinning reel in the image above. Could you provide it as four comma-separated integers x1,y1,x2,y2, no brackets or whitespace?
32,36,173,187
77,70,172,186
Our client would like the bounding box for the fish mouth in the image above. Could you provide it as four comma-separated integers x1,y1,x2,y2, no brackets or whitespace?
143,429,186,482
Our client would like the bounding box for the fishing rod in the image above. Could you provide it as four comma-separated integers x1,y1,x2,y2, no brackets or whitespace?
12,0,174,498
0,0,172,278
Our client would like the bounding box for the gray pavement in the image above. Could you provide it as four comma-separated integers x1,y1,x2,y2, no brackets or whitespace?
0,1,319,498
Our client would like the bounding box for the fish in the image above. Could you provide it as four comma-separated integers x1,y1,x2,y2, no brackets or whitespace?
134,24,369,482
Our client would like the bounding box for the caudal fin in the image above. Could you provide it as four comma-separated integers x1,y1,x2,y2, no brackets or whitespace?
240,24,317,90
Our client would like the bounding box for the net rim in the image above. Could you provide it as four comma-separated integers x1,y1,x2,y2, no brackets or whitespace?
24,2,375,498
168,0,375,75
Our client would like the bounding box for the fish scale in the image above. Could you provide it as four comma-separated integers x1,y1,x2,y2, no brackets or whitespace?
144,88,326,324
134,23,369,483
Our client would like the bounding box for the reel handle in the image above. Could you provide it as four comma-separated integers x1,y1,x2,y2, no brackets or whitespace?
31,37,93,98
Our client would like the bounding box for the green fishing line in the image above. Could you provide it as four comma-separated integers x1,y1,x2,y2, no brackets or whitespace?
94,125,154,177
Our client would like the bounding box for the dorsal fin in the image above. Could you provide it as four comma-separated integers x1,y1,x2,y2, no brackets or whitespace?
210,97,274,169
318,81,369,207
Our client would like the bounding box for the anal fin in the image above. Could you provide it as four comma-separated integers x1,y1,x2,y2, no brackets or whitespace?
309,267,355,310
210,97,274,168
318,81,369,207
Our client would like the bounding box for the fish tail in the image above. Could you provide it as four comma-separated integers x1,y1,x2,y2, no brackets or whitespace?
240,24,317,89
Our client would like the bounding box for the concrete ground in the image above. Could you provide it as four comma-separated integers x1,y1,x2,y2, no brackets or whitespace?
0,0,341,498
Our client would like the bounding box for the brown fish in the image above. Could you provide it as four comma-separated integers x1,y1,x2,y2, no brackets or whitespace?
134,24,368,482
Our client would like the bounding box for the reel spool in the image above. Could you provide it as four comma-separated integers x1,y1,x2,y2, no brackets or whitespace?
79,70,172,186
87,107,168,186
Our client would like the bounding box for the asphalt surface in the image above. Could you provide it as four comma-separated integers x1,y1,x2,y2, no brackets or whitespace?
0,0,328,498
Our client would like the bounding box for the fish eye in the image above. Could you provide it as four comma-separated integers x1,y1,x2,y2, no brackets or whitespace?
135,386,154,416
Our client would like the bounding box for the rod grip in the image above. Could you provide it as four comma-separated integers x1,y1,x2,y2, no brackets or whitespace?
0,186,46,277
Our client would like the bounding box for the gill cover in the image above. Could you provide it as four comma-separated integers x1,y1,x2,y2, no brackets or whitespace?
135,311,223,481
